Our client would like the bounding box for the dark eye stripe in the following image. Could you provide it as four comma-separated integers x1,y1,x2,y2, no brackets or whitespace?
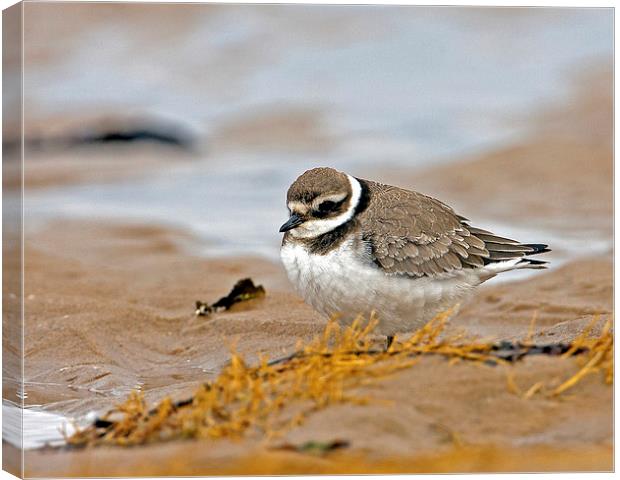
318,200,337,212
313,198,346,217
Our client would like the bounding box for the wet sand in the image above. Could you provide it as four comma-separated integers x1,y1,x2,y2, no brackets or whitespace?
7,65,613,477
4,143,199,191
11,218,613,476
15,221,321,412
8,225,612,468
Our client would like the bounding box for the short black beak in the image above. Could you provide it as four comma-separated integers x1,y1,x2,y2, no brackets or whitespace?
279,213,304,232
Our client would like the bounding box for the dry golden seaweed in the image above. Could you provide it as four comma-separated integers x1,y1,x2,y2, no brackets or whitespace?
67,311,613,448
523,311,538,346
504,316,613,399
522,381,544,400
552,317,613,396
505,371,521,396
560,314,601,359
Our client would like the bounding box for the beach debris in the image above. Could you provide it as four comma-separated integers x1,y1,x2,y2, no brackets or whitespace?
7,116,199,155
195,278,266,316
487,341,586,364
273,439,350,456
74,125,194,150
266,330,589,367
503,315,613,399
194,301,212,316
551,316,613,396
66,311,613,448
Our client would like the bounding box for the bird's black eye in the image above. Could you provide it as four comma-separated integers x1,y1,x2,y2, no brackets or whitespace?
313,200,341,218
318,200,337,212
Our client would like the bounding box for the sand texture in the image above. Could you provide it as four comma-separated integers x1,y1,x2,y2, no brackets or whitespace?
12,217,612,475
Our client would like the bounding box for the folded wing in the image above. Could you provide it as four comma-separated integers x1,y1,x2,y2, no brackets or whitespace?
358,180,549,278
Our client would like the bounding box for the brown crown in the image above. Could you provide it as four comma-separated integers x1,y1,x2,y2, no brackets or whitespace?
286,167,351,204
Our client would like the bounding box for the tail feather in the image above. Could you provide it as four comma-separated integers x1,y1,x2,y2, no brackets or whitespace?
523,243,551,255
479,257,549,280
517,257,549,269
460,219,551,273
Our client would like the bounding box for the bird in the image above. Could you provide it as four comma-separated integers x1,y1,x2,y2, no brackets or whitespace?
279,167,550,348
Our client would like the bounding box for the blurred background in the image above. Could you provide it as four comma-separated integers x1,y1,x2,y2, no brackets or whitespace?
6,3,613,260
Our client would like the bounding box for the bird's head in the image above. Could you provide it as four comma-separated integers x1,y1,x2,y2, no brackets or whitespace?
279,167,361,238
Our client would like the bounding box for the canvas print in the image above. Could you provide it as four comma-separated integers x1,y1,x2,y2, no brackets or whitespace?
2,2,613,477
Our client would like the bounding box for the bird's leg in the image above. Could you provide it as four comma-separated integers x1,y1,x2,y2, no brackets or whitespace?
385,335,394,351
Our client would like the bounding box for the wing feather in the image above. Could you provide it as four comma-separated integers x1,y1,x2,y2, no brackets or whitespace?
357,179,547,278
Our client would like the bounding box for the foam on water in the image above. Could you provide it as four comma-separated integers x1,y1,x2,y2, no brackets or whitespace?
3,401,97,450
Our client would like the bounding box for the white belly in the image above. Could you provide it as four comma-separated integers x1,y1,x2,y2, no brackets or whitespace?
280,238,482,336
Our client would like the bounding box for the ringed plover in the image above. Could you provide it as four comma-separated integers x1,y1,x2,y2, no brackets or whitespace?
279,167,550,346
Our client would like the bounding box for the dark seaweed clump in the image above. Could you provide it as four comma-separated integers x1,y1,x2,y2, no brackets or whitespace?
195,278,266,316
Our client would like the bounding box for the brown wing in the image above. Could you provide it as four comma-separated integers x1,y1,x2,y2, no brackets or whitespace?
357,180,547,277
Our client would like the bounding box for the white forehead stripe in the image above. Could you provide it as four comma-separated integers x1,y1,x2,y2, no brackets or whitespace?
287,201,309,214
311,192,348,210
289,174,362,239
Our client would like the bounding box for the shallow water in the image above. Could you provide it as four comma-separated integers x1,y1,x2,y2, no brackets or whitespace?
22,7,612,261
24,156,612,270
25,6,612,162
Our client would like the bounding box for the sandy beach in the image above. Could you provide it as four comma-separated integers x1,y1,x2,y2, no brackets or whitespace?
2,5,613,476
12,218,613,476
3,71,611,475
